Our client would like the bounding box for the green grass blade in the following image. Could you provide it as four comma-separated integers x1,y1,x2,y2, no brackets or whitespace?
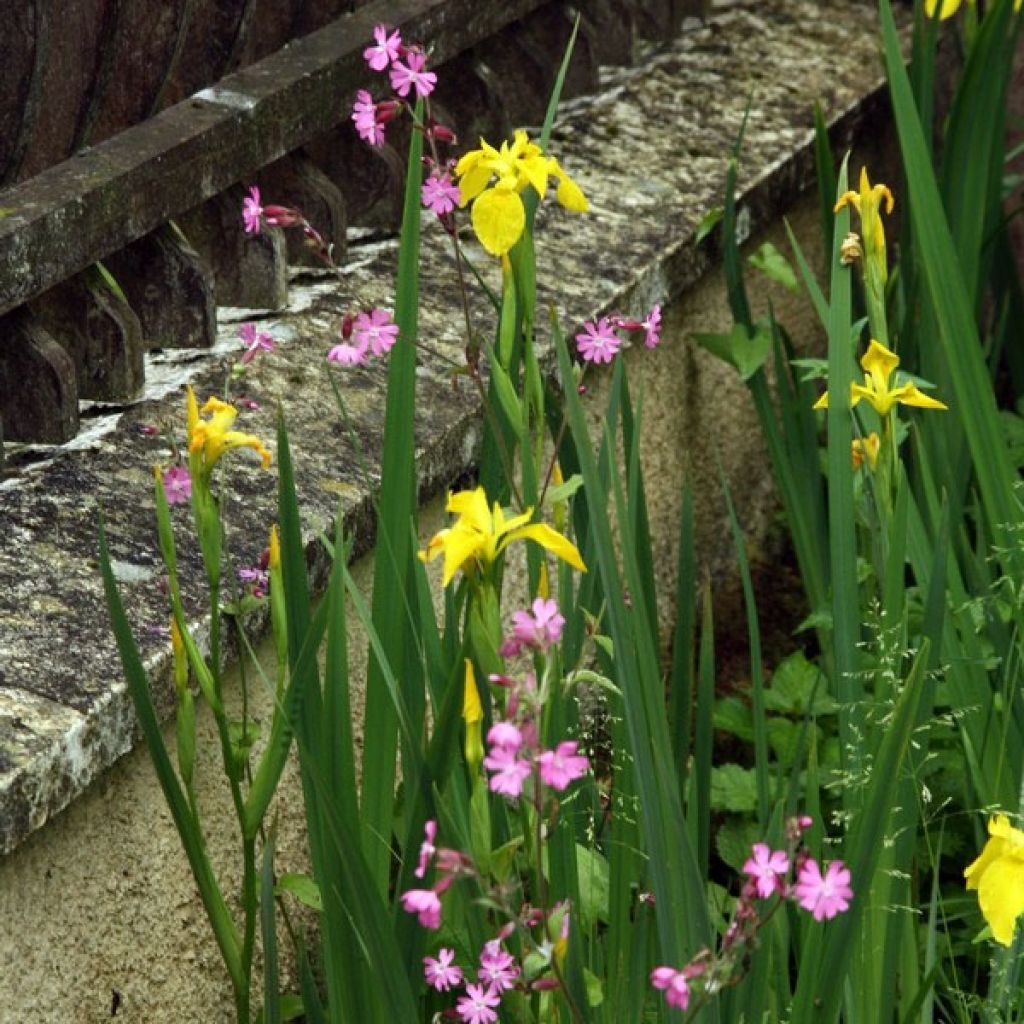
360,98,425,893
98,514,243,991
880,0,1021,555
668,480,697,795
261,828,281,1024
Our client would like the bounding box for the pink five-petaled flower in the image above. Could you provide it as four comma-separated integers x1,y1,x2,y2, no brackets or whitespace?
327,338,368,366
575,318,621,364
353,307,400,356
793,858,853,921
238,322,275,364
422,173,461,216
351,90,386,147
478,939,520,992
743,843,790,899
238,566,269,598
162,465,192,505
456,982,501,1024
538,741,590,791
242,186,263,234
483,744,532,799
415,819,437,879
423,947,463,992
511,597,565,652
364,24,402,71
487,721,523,752
642,303,662,348
400,888,442,929
651,966,690,1011
389,50,437,99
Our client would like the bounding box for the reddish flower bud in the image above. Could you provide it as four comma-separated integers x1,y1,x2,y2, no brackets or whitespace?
263,204,303,228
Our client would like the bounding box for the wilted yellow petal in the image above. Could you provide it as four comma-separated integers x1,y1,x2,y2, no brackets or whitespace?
471,187,526,256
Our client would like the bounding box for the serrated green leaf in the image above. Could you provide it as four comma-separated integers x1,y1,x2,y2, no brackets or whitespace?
710,764,760,812
715,818,762,873
712,696,754,740
763,651,836,715
575,843,610,930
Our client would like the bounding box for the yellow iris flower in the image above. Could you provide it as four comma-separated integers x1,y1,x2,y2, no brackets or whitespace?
965,815,1024,945
419,486,586,587
926,0,1020,17
835,168,894,281
187,386,272,479
814,340,947,417
454,130,588,256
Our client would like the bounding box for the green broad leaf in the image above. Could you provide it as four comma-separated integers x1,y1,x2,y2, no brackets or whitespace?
795,608,832,634
789,357,829,382
276,873,323,913
592,634,613,659
565,668,621,697
748,241,798,292
692,323,772,381
695,206,724,245
544,472,584,504
583,968,604,1008
490,836,524,883
766,717,808,767
712,696,754,740
279,995,305,1021
575,843,610,929
715,817,762,873
710,764,760,812
763,651,836,715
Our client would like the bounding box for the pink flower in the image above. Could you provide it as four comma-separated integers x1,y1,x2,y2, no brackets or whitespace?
238,322,276,364
364,24,402,71
389,51,437,99
793,858,853,921
352,90,386,147
353,308,399,356
238,565,269,598
487,721,523,752
423,947,463,991
651,966,690,1010
242,186,263,234
510,597,565,652
456,982,501,1024
327,338,369,366
484,745,532,799
538,741,589,791
575,318,621,364
742,843,790,899
422,174,461,216
415,819,437,879
400,888,442,929
478,940,519,992
642,304,662,348
162,465,192,505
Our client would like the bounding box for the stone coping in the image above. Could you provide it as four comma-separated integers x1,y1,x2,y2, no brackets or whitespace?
0,0,899,856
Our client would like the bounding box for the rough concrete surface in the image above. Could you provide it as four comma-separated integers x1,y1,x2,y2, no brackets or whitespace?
0,0,905,1018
